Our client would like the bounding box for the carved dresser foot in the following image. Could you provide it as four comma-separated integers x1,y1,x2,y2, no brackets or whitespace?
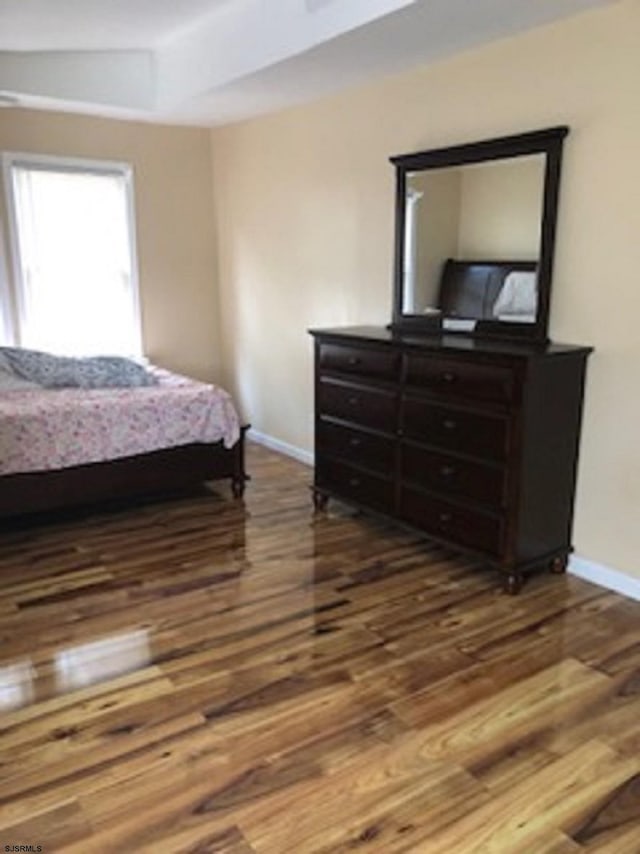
312,489,329,511
550,555,569,574
503,572,524,595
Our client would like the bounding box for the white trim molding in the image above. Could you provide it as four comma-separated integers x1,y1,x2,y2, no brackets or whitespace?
248,429,314,467
233,446,640,605
569,554,640,602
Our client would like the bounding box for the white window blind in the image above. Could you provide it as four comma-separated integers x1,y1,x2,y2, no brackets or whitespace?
2,155,141,357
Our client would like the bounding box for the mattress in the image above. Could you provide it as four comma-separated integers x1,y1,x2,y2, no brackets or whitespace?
0,367,240,475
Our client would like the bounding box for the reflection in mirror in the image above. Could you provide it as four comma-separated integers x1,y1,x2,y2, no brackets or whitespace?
402,154,545,321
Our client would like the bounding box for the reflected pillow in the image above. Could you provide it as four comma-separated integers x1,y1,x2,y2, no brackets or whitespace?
492,271,537,320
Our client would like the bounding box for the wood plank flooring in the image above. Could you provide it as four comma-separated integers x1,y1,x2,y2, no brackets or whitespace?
0,443,639,852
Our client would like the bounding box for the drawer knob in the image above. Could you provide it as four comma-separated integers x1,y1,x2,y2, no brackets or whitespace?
438,511,453,524
348,356,361,366
441,371,457,383
442,418,457,431
440,464,456,478
348,396,359,406
349,437,361,448
349,477,361,487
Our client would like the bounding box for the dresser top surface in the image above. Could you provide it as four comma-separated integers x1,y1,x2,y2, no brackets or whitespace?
309,325,592,359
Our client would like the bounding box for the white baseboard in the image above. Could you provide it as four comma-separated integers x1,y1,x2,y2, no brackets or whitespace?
240,442,640,603
248,429,314,467
569,554,640,602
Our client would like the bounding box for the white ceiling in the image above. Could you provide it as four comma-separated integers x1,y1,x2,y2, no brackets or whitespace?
0,0,235,50
0,0,616,127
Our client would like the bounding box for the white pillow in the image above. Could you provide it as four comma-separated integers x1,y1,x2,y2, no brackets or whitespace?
492,271,537,320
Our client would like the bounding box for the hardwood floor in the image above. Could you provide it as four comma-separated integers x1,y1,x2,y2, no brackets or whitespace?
0,442,639,852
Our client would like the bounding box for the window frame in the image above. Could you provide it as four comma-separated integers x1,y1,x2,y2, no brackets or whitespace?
1,151,142,355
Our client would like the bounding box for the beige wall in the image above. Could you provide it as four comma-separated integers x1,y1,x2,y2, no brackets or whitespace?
0,109,220,382
211,0,640,580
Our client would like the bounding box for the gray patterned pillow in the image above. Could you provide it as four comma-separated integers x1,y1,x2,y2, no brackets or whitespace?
0,351,41,390
0,347,159,389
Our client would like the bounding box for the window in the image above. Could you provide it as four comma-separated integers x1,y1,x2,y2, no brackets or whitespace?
1,153,141,357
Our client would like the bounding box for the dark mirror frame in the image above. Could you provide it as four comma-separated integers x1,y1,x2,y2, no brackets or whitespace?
390,126,569,344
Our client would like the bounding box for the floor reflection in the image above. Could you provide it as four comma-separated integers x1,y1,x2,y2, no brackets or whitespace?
55,629,151,692
0,630,152,711
0,659,36,711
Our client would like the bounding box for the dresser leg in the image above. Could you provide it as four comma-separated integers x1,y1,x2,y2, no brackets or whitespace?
550,554,569,574
503,571,523,595
313,489,329,512
231,476,246,499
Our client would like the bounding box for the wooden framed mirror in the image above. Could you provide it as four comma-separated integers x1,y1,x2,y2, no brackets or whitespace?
390,126,569,343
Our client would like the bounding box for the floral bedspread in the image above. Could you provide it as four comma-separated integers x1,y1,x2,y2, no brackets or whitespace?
0,368,241,475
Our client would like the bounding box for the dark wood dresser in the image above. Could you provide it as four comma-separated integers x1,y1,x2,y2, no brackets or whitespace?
310,326,592,592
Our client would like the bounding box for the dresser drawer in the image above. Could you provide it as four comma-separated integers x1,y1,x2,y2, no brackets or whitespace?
401,443,505,508
318,379,396,433
403,398,509,461
316,459,394,514
317,420,395,474
400,486,503,556
319,343,399,381
405,354,516,404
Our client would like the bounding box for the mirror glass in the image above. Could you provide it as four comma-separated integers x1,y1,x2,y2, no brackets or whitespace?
390,127,568,342
402,154,545,322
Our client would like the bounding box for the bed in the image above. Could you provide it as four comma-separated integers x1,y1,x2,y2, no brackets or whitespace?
0,364,248,519
437,258,538,321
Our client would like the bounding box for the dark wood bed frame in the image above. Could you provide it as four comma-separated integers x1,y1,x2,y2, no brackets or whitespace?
0,425,250,519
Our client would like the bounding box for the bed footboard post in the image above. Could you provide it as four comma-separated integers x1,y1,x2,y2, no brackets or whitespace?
231,424,251,498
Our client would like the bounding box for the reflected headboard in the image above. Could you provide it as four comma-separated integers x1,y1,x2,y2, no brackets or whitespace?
438,259,537,321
